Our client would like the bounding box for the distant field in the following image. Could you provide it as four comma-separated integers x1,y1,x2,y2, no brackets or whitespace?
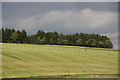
1,43,118,78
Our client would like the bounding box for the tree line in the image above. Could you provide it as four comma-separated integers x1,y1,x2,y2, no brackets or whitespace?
1,28,113,48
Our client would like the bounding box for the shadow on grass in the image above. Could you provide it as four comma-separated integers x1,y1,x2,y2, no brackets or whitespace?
1,52,22,61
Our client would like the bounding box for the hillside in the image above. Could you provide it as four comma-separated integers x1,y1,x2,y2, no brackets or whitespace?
1,43,118,78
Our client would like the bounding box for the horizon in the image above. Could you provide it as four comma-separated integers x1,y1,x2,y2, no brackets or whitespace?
2,2,118,49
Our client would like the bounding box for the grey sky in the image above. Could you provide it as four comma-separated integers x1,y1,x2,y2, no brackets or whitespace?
0,2,1,28
2,0,119,2
2,2,118,49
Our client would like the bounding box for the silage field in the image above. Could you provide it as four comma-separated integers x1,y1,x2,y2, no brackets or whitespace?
1,43,118,78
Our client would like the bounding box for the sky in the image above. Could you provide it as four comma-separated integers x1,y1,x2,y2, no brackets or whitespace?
1,0,119,2
2,2,118,49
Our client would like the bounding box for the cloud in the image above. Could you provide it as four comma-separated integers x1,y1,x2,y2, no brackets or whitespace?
5,8,116,33
9,8,117,31
35,8,117,29
102,32,118,39
3,8,118,48
102,32,118,49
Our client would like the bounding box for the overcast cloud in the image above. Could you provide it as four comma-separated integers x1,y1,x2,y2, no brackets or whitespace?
2,2,118,49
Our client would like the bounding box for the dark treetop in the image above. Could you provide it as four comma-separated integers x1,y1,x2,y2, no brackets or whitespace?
1,28,113,49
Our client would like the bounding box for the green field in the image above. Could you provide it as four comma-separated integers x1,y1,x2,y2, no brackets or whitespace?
1,43,118,78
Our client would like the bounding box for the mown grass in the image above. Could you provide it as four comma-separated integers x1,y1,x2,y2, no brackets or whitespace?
1,43,118,78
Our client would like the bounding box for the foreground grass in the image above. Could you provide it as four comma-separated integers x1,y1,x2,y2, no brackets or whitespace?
2,43,118,78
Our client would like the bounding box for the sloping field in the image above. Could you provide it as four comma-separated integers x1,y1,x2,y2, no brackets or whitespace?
1,43,118,78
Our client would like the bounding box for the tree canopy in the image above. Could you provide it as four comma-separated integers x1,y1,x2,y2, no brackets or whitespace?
1,28,113,49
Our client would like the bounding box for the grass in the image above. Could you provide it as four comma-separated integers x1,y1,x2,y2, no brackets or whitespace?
1,43,118,78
